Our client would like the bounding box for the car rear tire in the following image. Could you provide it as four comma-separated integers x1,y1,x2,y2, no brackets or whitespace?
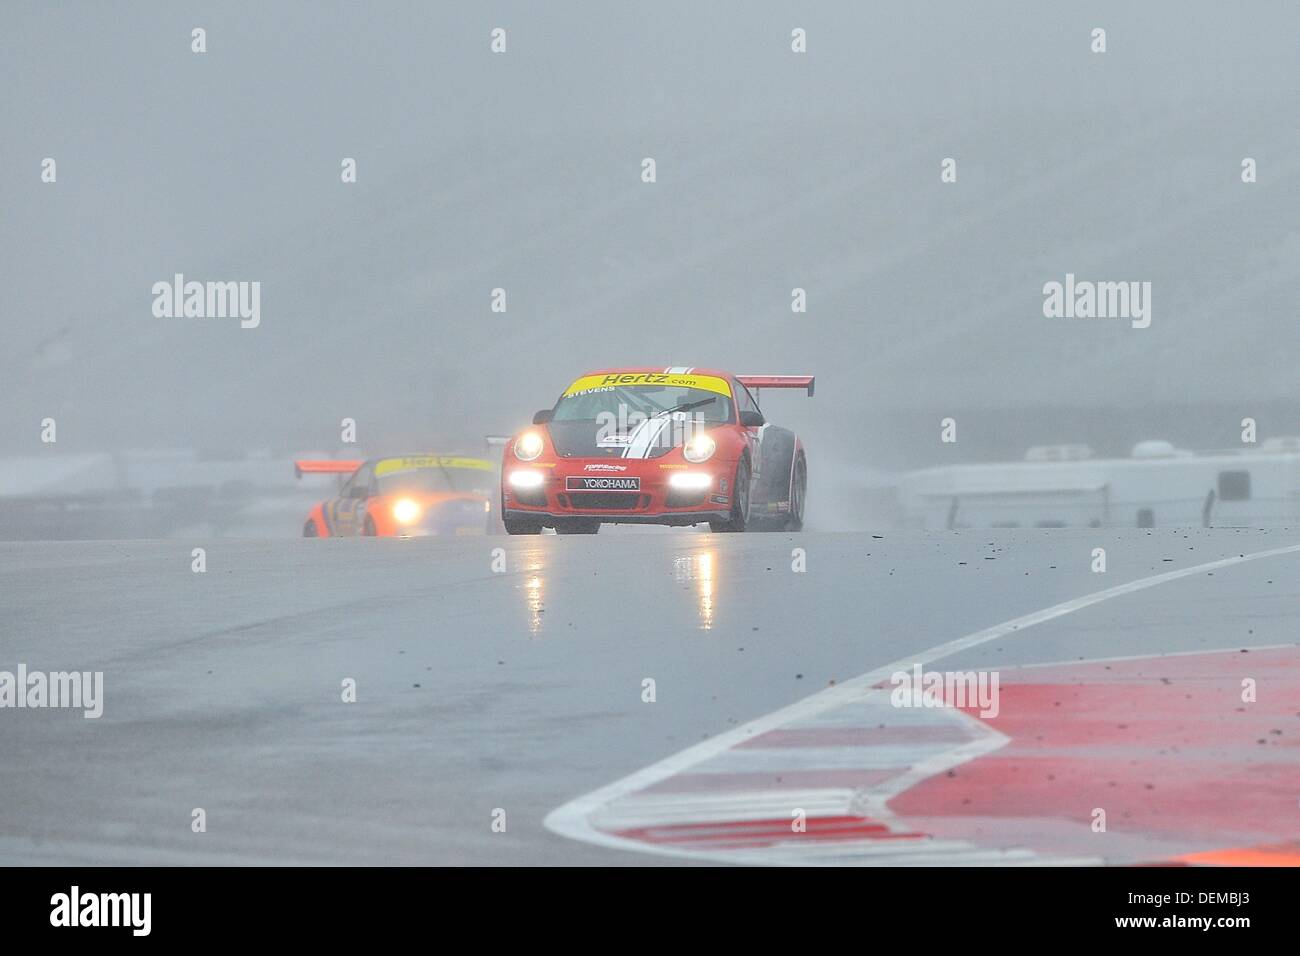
710,457,751,533
784,454,806,531
303,520,320,537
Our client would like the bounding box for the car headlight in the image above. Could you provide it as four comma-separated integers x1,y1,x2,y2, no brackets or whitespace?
515,432,544,461
668,472,712,491
392,498,422,524
683,432,716,463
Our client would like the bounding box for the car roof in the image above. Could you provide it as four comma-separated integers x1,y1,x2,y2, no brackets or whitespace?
582,366,732,379
368,454,494,467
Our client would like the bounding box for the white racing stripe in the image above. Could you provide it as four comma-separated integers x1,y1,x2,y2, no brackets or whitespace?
544,542,1300,862
621,415,671,459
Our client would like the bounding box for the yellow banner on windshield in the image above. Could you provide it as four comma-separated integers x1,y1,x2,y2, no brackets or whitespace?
564,372,732,398
375,456,494,476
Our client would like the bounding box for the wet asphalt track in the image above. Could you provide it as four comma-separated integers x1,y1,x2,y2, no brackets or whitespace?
1,527,1297,864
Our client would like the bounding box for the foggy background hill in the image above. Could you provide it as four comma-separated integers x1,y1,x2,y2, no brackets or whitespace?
2,1,1297,482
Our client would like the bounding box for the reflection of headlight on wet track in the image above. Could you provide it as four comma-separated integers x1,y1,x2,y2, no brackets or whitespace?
522,550,546,635
668,472,712,491
509,470,546,489
392,498,422,524
673,551,716,630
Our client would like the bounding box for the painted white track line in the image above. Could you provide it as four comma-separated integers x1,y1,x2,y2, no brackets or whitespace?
544,542,1300,863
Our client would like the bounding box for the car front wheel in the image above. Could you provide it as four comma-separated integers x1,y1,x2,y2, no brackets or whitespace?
503,516,543,535
710,457,751,533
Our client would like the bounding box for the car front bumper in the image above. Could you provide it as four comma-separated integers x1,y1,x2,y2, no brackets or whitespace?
503,459,734,525
502,508,730,526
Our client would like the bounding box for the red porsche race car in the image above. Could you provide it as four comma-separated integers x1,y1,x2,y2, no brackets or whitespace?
500,367,813,534
296,454,498,537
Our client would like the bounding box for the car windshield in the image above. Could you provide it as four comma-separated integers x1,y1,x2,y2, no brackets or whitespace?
373,460,494,495
552,384,733,423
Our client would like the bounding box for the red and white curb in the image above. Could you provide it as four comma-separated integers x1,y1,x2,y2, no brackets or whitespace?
545,543,1300,865
894,644,1300,864
582,690,1039,865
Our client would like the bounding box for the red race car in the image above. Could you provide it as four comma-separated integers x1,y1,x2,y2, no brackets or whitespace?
296,454,497,537
501,367,813,534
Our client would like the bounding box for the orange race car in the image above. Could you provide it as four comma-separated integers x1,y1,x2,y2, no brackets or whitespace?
295,454,498,537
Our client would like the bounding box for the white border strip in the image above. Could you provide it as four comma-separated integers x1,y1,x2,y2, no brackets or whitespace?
1003,641,1298,671
544,542,1300,859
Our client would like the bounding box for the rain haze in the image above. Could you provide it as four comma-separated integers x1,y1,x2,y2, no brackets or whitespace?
3,2,1300,880
2,2,1296,529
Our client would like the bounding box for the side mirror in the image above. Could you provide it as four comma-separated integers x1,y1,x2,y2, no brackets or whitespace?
346,485,369,499
532,409,553,425
739,410,765,427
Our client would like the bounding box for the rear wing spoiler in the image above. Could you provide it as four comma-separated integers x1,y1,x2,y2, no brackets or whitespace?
294,459,363,480
736,375,815,397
